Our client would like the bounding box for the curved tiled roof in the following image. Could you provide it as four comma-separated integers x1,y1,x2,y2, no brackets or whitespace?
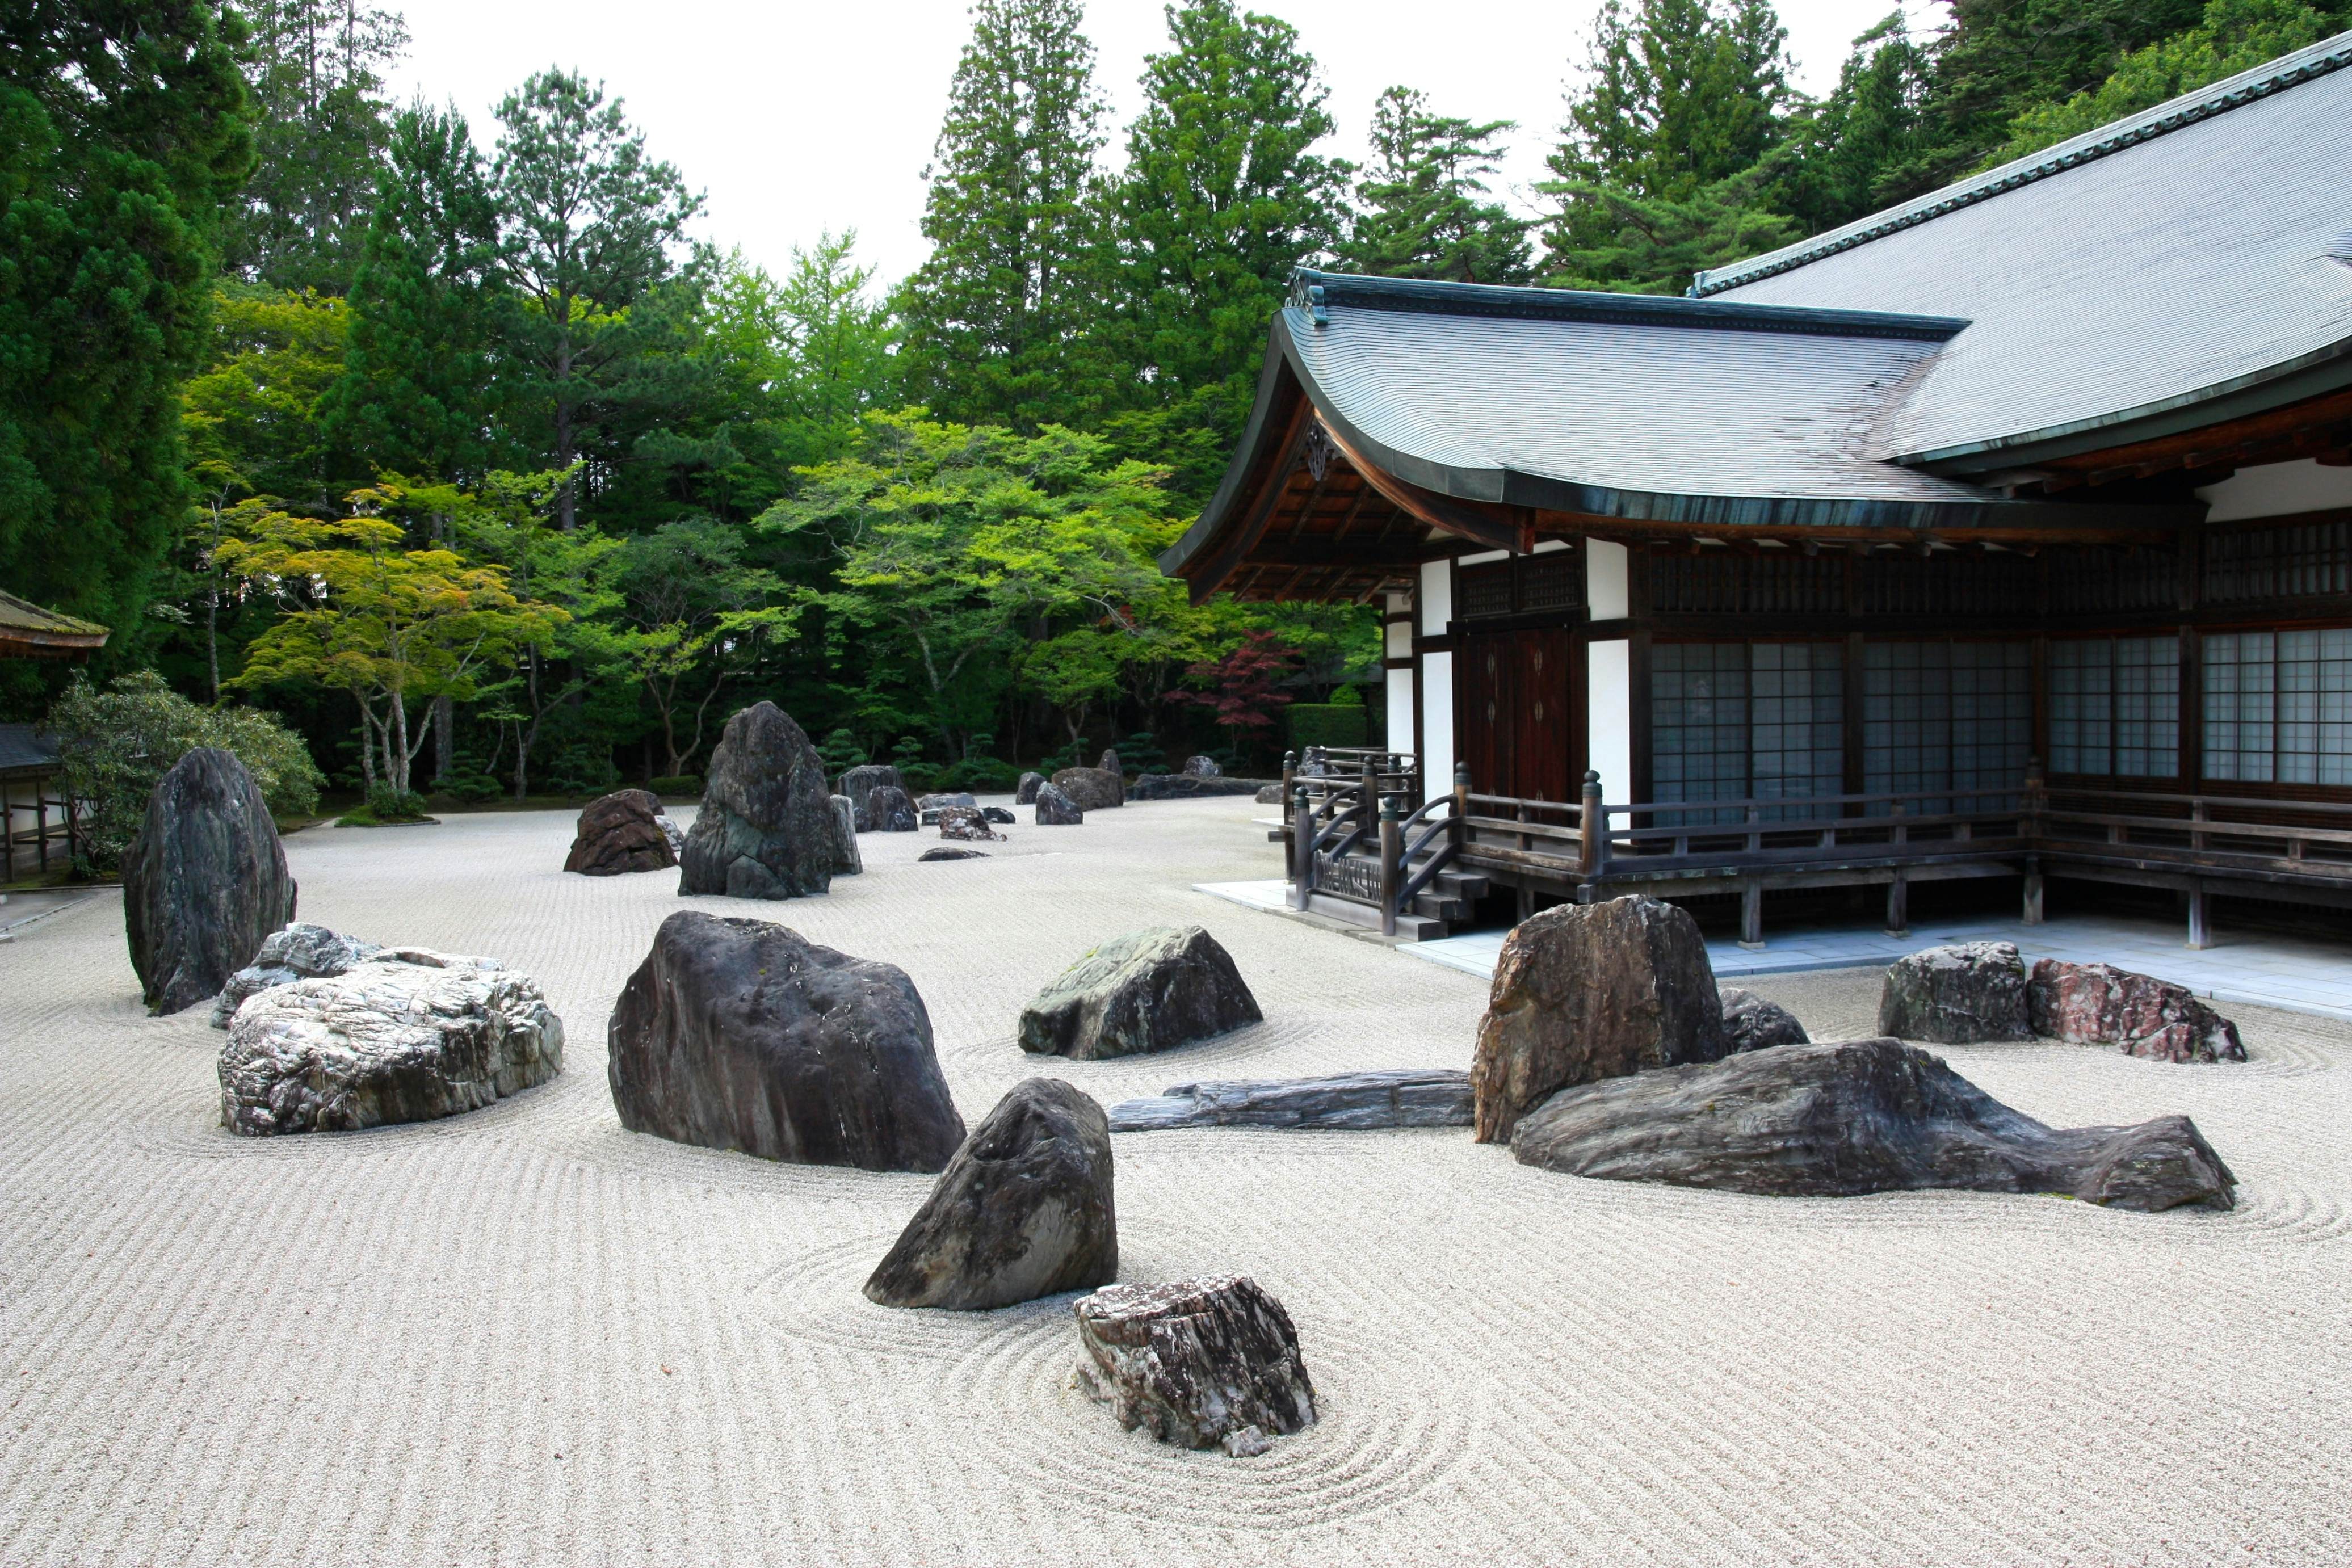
0,589,108,657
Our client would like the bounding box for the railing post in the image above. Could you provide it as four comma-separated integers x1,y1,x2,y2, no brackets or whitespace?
1280,750,1296,833
1578,770,1602,877
1452,761,1470,855
2186,877,2211,949
1378,793,1402,937
1291,784,1313,911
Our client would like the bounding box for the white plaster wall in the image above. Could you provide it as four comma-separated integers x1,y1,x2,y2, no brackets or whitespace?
1586,539,1629,620
2197,458,2352,522
1587,638,1632,802
1422,653,1455,793
1418,558,1451,636
1456,549,1510,567
1383,590,1414,756
1532,537,1571,556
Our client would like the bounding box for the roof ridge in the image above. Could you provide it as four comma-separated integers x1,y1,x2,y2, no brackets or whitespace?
1692,28,2352,298
1287,269,1967,343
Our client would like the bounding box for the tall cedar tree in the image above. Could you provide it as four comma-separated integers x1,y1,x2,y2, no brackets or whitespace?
1108,1,1348,414
1776,13,1940,233
0,1,254,701
899,0,1108,431
323,103,507,482
220,0,408,293
492,69,702,530
1339,87,1532,284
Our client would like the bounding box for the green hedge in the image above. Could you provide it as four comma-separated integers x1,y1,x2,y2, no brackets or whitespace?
649,775,702,797
1288,704,1368,750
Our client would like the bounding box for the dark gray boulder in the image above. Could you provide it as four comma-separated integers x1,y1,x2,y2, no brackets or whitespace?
2027,959,2245,1063
916,791,977,821
866,785,918,832
1182,756,1220,778
1879,941,2031,1042
829,796,863,875
1511,1036,2235,1211
123,748,299,1017
1110,1068,1471,1132
838,764,905,831
1720,987,1809,1053
220,947,563,1135
1074,1275,1317,1456
864,1078,1117,1310
1015,771,1047,805
1034,783,1083,825
1129,773,1277,800
981,805,1015,824
936,805,1005,842
678,703,835,900
1471,895,1727,1144
1097,749,1123,776
1051,766,1124,812
607,912,966,1172
564,788,676,876
211,922,381,1028
919,847,990,862
1019,926,1261,1061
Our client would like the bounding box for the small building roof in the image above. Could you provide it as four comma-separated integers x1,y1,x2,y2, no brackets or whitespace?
0,724,61,777
0,589,109,659
1699,31,2352,470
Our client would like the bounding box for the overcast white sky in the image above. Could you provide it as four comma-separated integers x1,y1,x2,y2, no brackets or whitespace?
384,0,1925,289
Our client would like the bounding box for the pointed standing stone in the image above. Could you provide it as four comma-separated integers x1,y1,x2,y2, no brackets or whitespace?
123,749,299,1016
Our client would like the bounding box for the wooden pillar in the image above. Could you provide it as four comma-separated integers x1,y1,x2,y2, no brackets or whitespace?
2022,857,2045,926
1280,751,1295,833
35,777,49,875
1886,871,1910,937
1377,794,1402,938
1739,878,1763,949
2186,877,2211,949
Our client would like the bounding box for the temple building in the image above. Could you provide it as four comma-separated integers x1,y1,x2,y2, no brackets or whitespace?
1160,32,2352,945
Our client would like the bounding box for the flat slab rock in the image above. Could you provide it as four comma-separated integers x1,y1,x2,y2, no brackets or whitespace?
1019,926,1261,1061
219,948,564,1136
211,922,381,1028
607,911,966,1171
2028,959,2244,1063
124,747,299,1016
919,847,990,862
1074,1275,1317,1456
864,1078,1116,1311
1110,1068,1472,1132
563,789,677,876
1511,1036,2235,1211
1128,774,1278,801
1879,941,2031,1042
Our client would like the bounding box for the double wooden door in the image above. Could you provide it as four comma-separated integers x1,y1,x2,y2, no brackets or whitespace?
1457,627,1580,802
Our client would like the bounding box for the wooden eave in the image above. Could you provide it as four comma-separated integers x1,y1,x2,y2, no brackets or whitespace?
1991,382,2352,497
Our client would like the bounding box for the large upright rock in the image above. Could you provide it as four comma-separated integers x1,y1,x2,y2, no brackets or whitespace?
607,911,966,1172
1097,749,1123,776
564,789,677,876
1051,767,1124,812
1511,1036,2236,1211
1879,942,2032,1042
863,1078,1117,1310
829,795,863,875
219,948,564,1136
1034,783,1083,825
2027,959,2245,1063
678,703,835,900
1019,926,1261,1061
1471,896,1727,1143
123,748,299,1016
211,922,381,1028
1074,1276,1318,1456
865,785,918,833
1015,771,1047,805
837,764,905,831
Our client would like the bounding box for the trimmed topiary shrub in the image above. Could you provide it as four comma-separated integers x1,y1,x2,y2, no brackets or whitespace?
649,775,702,797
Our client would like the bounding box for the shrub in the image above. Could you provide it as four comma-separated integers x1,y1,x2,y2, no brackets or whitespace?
45,671,325,876
938,755,1018,792
437,771,505,804
816,729,868,776
649,775,702,797
1288,704,1369,751
350,783,430,823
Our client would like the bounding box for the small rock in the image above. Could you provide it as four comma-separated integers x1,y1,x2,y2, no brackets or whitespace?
1879,941,2031,1042
1471,896,1727,1144
1034,783,1083,825
1720,987,1809,1053
677,703,835,901
829,795,863,875
1223,1425,1271,1458
920,848,990,862
866,785,919,832
1052,767,1124,812
124,748,300,1016
1254,783,1284,805
864,1078,1117,1311
1019,926,1261,1061
936,805,1005,842
1097,749,1123,776
981,805,1015,824
220,949,563,1135
1110,1068,1471,1131
211,922,382,1029
607,911,966,1171
1182,755,1220,778
838,764,906,831
2026,959,2245,1063
1073,1275,1317,1453
656,813,685,856
1015,771,1047,805
1511,1036,2234,1211
564,789,677,876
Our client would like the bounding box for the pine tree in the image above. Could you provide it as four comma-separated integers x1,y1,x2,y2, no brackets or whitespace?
1776,13,1939,233
322,103,507,482
1338,87,1532,284
898,0,1108,431
0,1,254,699
220,0,409,293
1108,0,1349,409
491,69,702,530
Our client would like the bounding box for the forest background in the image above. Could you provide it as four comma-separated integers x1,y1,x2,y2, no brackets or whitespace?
5,0,2346,817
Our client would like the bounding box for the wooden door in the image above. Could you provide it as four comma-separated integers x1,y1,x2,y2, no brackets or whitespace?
1459,630,1514,800
1456,627,1578,801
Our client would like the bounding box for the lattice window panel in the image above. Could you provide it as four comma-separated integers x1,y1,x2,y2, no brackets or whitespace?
2203,519,2352,603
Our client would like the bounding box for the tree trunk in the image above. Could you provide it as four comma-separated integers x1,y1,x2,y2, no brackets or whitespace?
432,695,453,783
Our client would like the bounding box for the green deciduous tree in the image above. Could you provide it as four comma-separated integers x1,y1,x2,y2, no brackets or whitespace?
612,516,794,776
0,1,254,703
220,0,408,293
181,284,351,510
898,0,1108,430
1339,87,1532,284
